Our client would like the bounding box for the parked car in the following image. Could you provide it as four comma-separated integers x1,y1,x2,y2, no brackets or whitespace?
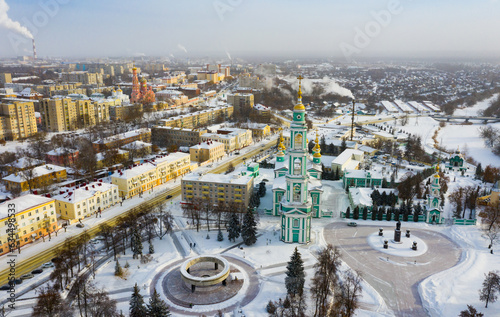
89,239,100,245
166,195,173,200
76,223,84,228
21,273,34,280
42,262,54,268
31,268,43,274
347,222,358,227
0,284,10,291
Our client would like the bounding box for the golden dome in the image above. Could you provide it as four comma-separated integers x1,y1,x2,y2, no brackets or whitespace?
294,103,305,111
313,152,322,158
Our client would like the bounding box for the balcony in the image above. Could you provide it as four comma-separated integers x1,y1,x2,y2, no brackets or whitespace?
217,198,225,202
217,192,224,196
234,194,242,197
186,190,193,193
186,195,193,199
234,188,242,192
234,199,242,203
202,190,209,195
202,186,209,189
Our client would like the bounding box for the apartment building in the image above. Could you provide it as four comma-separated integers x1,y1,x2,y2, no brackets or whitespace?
3,164,67,193
61,71,104,85
157,105,233,129
240,122,271,139
181,173,254,207
111,152,191,198
92,128,151,152
216,128,253,149
0,99,38,140
0,73,12,85
40,97,111,132
0,195,57,255
151,126,207,148
54,181,119,223
109,103,143,121
46,148,79,167
201,133,236,152
227,93,254,110
189,141,225,163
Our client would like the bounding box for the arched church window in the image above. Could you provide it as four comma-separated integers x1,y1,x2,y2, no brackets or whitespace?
293,184,301,202
294,158,301,175
294,133,303,150
293,219,299,228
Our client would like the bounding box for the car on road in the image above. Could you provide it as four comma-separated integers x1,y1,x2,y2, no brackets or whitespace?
166,195,173,200
89,239,100,245
347,222,358,227
42,262,54,268
31,268,43,274
76,223,84,228
0,284,10,291
21,273,34,280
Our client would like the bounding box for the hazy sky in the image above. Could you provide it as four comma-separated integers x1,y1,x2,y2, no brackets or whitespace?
1,0,500,60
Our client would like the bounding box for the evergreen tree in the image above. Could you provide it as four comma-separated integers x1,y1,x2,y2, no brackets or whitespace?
353,206,359,220
371,206,377,220
340,138,347,153
129,283,147,317
115,260,123,277
241,209,258,246
345,206,351,219
362,207,368,220
132,229,143,259
217,229,224,241
285,247,305,297
381,191,388,206
414,203,422,222
382,178,388,188
227,213,240,242
394,208,400,221
459,305,484,317
334,167,340,181
149,243,155,254
266,300,277,314
250,192,261,208
147,288,171,317
378,207,384,221
258,182,267,197
476,163,483,179
479,271,500,308
386,208,392,221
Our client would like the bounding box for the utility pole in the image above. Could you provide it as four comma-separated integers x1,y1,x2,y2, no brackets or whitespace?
350,99,355,141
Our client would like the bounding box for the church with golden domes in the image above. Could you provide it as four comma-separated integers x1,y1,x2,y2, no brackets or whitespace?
424,165,444,224
272,76,324,243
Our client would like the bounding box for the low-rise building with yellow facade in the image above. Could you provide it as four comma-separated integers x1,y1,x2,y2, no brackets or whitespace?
157,105,233,129
3,164,67,193
111,152,191,198
0,195,57,255
53,182,119,224
181,173,254,207
189,141,225,163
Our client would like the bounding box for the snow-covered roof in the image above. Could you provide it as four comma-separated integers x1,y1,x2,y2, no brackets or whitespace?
343,169,383,179
3,165,66,183
332,149,364,166
53,182,117,204
190,141,224,150
94,128,150,145
0,194,54,220
46,148,78,156
183,172,253,185
7,157,44,169
121,141,152,150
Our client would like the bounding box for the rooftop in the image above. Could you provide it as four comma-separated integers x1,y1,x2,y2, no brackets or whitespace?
183,172,253,185
3,164,66,183
53,181,117,204
0,194,54,220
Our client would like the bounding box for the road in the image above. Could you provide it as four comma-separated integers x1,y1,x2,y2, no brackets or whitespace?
324,223,461,317
0,138,278,287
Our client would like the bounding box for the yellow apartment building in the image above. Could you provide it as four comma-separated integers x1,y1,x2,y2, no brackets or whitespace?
157,105,233,129
111,152,191,198
54,182,119,223
0,195,57,255
0,99,38,140
189,141,225,163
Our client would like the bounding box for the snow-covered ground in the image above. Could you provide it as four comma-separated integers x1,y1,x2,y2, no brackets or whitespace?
453,94,499,117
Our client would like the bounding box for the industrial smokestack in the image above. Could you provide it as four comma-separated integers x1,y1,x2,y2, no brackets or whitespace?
32,38,37,61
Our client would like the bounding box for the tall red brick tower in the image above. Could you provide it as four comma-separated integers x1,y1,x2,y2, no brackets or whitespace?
130,67,142,103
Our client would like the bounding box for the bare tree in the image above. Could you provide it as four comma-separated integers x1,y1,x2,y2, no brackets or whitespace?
151,205,174,240
311,244,342,317
332,270,363,317
32,285,73,317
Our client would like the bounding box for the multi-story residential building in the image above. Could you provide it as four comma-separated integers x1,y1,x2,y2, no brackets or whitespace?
201,133,236,152
46,148,79,167
40,97,111,132
109,103,143,121
216,128,253,149
227,93,254,110
3,164,67,192
60,71,104,85
0,99,37,140
240,123,271,139
0,73,12,85
0,195,57,255
151,126,207,148
111,152,191,198
157,105,233,129
181,173,254,207
54,182,119,223
92,128,151,152
189,141,225,163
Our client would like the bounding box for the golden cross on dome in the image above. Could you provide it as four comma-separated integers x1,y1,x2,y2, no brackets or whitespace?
297,75,304,99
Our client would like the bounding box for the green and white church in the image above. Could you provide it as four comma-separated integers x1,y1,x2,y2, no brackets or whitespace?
272,76,324,243
424,165,444,224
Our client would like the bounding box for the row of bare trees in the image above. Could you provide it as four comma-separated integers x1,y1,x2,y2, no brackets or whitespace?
181,197,248,232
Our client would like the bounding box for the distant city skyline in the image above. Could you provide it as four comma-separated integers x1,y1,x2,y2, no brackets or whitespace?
1,0,500,61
